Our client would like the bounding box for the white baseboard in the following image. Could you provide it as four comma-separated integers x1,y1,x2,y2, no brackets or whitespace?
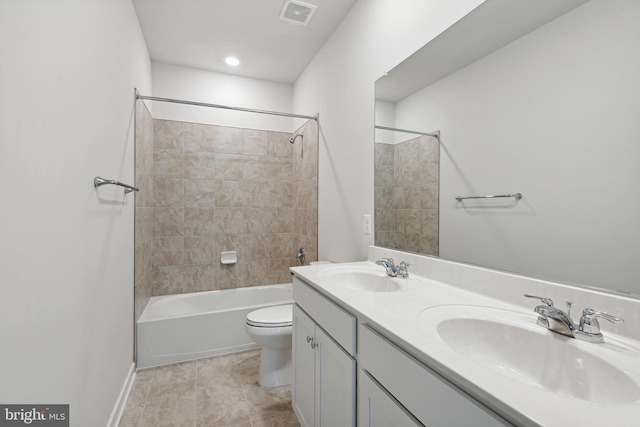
106,363,136,427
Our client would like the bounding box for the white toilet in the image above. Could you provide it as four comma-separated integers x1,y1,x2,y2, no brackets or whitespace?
245,303,293,387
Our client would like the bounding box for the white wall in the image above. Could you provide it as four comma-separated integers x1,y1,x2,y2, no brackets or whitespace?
151,62,300,132
0,0,151,425
294,0,485,262
392,0,640,292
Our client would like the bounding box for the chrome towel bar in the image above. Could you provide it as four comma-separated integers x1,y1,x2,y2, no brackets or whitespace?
94,176,139,194
455,192,522,202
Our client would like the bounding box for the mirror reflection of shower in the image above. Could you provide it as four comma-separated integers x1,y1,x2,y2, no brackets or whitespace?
290,133,304,156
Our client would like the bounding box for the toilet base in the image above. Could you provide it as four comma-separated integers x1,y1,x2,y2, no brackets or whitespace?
259,346,292,387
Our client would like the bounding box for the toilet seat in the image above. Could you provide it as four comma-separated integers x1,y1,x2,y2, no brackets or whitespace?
246,304,292,328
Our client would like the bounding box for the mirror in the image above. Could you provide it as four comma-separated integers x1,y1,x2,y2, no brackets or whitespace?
374,0,640,296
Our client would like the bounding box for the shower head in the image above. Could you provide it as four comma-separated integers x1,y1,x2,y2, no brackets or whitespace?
289,134,303,144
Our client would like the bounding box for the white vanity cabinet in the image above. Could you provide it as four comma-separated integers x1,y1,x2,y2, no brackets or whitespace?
358,369,422,427
358,323,511,427
292,278,356,427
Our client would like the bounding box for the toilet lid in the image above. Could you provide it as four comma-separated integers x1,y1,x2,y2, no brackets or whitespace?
246,304,293,327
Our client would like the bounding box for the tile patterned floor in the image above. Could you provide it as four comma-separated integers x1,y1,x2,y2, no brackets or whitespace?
118,349,300,427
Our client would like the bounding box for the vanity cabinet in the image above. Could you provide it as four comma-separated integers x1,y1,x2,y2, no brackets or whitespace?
358,323,510,427
292,278,356,427
358,369,422,427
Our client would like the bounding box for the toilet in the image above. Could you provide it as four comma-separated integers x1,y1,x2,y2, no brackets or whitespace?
245,303,293,387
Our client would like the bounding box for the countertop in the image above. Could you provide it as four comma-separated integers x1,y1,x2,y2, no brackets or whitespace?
290,261,640,427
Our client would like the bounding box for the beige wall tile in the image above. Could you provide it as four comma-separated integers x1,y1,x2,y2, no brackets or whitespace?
153,237,184,267
184,122,215,152
152,265,190,295
269,233,294,259
244,208,270,234
214,208,245,234
269,208,293,234
184,151,217,180
213,154,244,180
242,182,270,207
242,156,269,182
213,125,244,154
188,264,216,293
243,234,271,260
153,207,184,237
140,119,318,297
184,208,215,236
268,157,293,182
135,206,153,246
135,169,153,208
184,236,215,265
184,179,218,208
269,132,293,157
154,120,184,150
153,148,184,179
153,178,184,207
243,129,269,156
214,181,245,207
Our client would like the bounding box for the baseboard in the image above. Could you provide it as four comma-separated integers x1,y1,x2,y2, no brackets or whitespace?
106,363,136,427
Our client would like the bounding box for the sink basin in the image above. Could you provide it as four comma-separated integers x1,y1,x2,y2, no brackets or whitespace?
418,305,640,405
319,265,406,292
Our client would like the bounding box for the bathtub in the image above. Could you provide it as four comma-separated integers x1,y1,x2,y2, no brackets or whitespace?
137,284,293,369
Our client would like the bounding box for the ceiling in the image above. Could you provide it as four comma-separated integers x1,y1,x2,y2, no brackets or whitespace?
132,0,357,84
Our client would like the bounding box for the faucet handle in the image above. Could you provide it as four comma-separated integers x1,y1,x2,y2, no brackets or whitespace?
382,257,395,266
577,308,624,343
524,294,554,307
397,261,412,278
580,308,624,329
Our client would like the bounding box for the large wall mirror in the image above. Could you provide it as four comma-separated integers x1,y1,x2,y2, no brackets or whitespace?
374,0,640,297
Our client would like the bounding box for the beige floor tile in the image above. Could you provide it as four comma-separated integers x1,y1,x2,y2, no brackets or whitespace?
147,380,197,407
243,383,293,421
139,398,196,427
119,350,299,427
153,360,197,385
196,397,252,426
250,410,300,427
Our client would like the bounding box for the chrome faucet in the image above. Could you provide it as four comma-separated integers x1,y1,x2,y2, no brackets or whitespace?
524,294,623,343
376,258,397,276
375,258,412,278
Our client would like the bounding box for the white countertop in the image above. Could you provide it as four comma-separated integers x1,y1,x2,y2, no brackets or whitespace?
291,260,640,427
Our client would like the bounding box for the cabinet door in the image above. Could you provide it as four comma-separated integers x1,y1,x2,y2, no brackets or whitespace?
358,370,422,427
316,326,356,427
293,305,317,427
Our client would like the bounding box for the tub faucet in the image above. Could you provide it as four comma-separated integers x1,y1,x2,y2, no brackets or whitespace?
296,247,306,265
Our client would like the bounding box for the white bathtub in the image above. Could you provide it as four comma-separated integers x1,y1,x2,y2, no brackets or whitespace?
137,284,293,369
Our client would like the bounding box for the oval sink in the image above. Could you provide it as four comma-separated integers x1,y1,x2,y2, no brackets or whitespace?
418,305,640,405
319,265,403,292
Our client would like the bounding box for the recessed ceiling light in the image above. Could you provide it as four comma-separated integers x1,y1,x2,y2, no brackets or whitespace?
224,56,240,66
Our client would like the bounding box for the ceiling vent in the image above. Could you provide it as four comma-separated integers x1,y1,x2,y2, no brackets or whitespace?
279,0,317,26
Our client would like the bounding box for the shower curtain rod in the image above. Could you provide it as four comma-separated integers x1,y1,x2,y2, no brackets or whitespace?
375,125,440,140
136,93,318,121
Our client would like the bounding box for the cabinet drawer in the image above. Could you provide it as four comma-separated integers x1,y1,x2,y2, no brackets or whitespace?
293,277,356,356
358,323,510,427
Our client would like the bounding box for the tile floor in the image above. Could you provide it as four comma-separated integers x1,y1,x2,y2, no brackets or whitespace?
118,349,300,427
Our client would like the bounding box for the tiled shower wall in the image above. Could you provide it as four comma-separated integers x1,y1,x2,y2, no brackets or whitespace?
135,100,318,304
374,135,439,255
134,101,154,323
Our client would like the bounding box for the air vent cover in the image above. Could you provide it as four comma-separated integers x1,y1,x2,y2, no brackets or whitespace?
279,0,317,26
